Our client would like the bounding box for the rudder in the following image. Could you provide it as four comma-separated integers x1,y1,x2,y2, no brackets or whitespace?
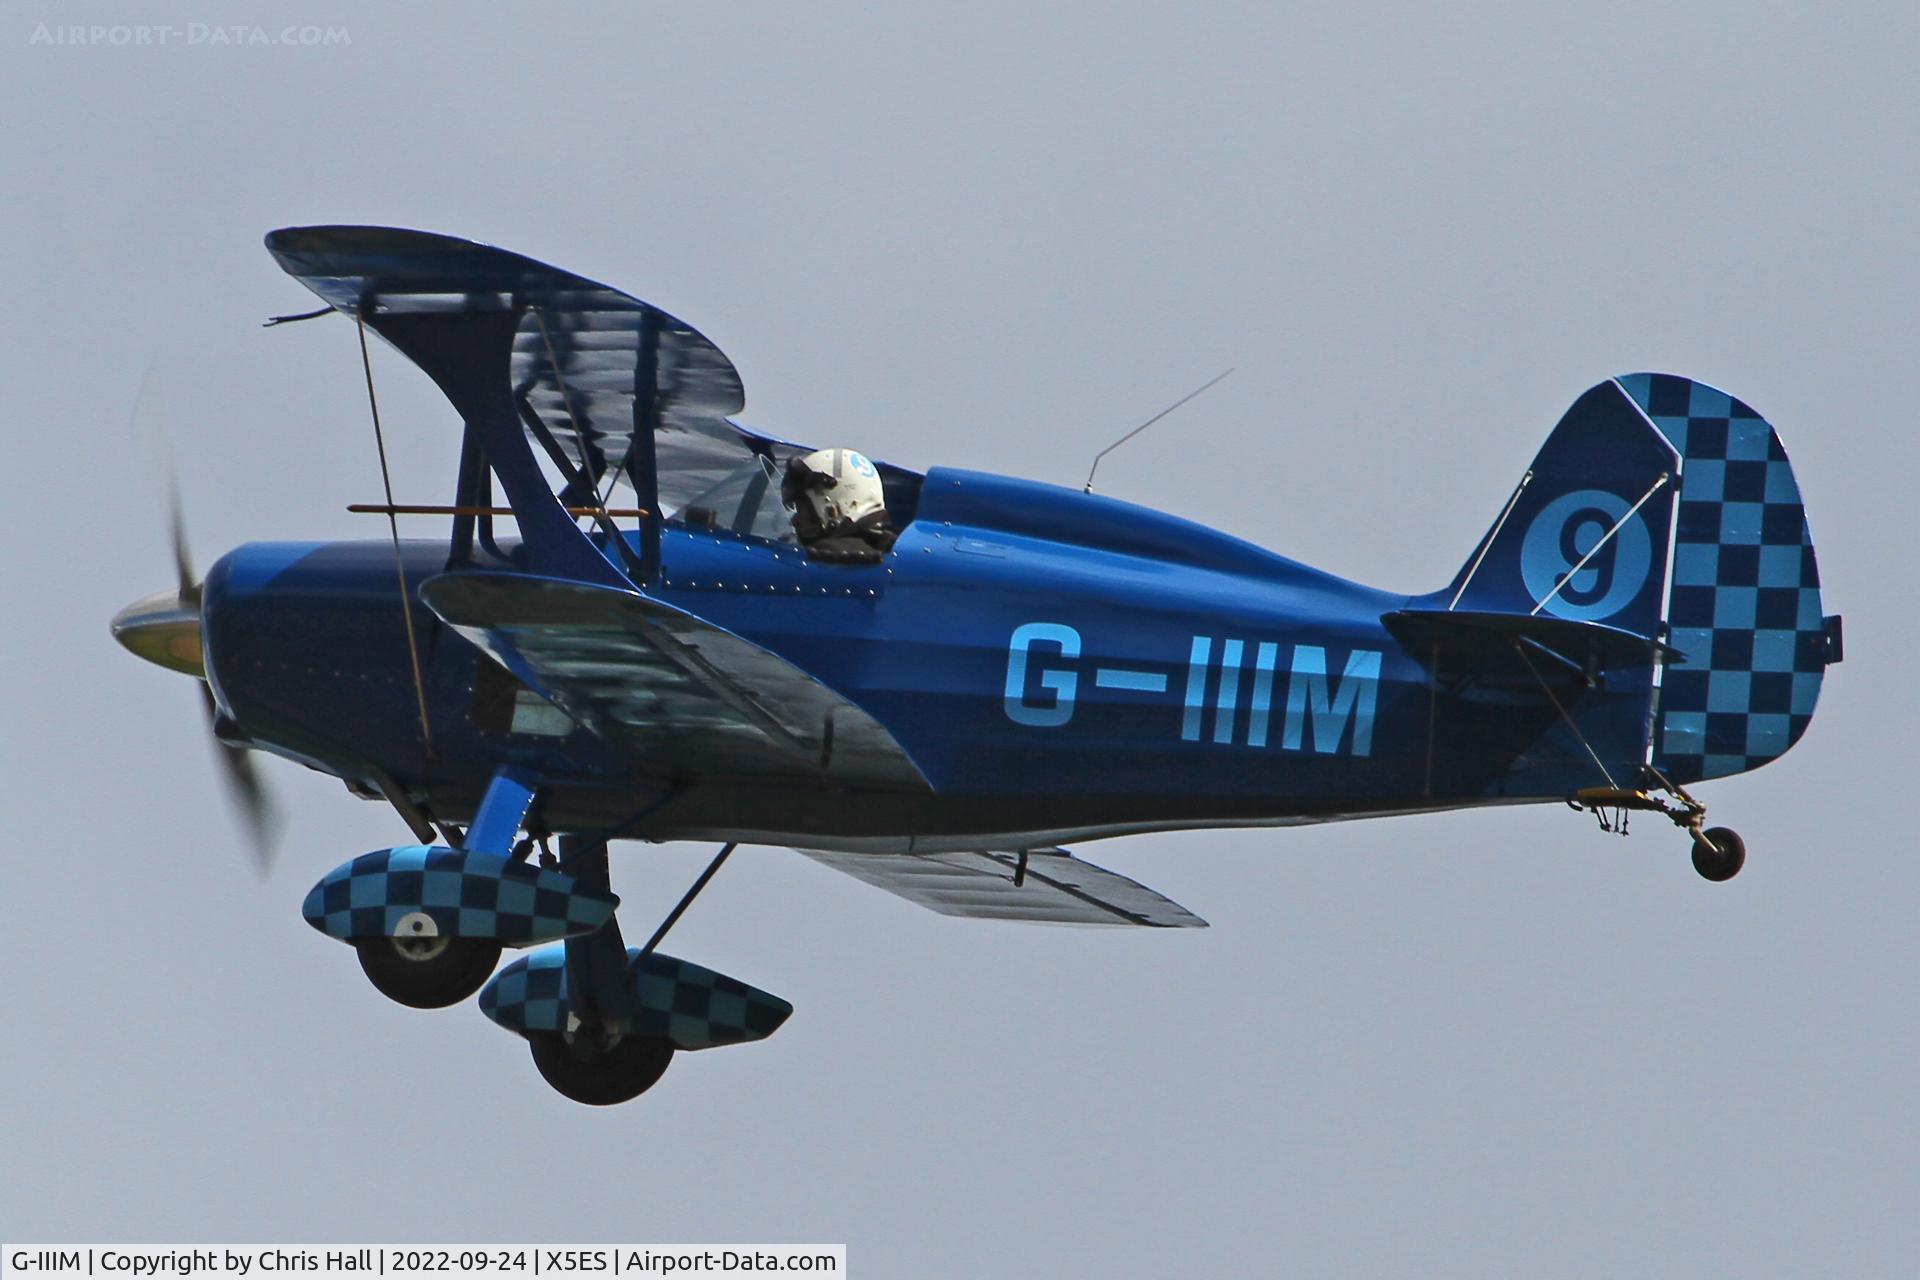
1616,373,1839,783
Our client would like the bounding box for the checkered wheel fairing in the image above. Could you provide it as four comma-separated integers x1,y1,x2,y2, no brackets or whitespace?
301,845,620,946
1616,373,1836,784
479,946,794,1050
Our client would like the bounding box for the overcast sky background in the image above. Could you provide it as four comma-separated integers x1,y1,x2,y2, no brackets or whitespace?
3,3,1915,1274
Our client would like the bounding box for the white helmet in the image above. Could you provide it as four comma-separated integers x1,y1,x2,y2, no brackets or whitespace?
783,447,887,532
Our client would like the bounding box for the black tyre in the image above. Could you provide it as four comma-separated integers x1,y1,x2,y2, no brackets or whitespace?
355,936,502,1009
1691,827,1747,882
528,1032,675,1106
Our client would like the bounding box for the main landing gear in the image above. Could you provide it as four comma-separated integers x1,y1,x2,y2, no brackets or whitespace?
1571,773,1746,882
310,765,789,1106
506,838,738,1105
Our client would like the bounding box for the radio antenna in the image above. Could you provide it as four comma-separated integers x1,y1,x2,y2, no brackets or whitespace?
1083,368,1234,493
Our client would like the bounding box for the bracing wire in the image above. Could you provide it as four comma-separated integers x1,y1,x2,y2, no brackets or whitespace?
531,307,619,529
1514,641,1617,791
1448,470,1534,610
1530,473,1670,616
356,313,437,764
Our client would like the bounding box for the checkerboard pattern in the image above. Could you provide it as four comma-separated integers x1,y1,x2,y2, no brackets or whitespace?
301,845,619,945
480,945,793,1049
1616,373,1833,783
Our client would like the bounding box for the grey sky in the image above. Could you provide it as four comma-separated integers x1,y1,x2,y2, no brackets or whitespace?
3,3,1915,1274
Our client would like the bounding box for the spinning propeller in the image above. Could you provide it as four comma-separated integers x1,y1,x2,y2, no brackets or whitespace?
111,370,284,870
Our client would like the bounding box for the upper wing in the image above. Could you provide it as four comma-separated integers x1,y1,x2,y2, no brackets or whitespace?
794,846,1208,927
266,224,796,511
421,571,929,788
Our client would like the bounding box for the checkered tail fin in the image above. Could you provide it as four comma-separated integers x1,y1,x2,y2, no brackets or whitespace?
1615,373,1841,783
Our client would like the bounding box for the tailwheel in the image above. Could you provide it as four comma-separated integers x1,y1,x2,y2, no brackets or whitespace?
528,1028,675,1105
355,914,501,1009
1691,827,1747,883
1573,772,1746,883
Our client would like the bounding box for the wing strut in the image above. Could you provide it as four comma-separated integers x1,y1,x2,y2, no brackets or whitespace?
356,313,437,765
637,843,737,961
630,309,665,583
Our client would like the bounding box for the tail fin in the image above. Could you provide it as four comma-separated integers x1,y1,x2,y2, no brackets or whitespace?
1442,379,1680,637
1438,374,1839,785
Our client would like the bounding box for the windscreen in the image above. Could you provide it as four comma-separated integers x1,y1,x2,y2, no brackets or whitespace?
670,456,799,543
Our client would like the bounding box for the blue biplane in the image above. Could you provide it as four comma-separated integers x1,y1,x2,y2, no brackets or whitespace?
114,226,1843,1104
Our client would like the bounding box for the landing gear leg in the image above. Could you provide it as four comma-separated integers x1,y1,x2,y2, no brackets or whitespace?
1572,772,1746,882
516,837,741,1104
513,835,677,1104
558,834,633,1027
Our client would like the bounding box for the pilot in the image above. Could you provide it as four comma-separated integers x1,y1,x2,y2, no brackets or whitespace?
782,447,898,563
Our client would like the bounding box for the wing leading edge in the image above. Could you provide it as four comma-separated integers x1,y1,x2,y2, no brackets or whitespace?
795,847,1208,927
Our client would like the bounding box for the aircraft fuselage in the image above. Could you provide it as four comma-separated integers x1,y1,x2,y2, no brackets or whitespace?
202,468,1616,851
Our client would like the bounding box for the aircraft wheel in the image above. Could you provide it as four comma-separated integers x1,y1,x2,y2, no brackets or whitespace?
355,931,502,1009
528,1031,675,1106
1691,827,1746,883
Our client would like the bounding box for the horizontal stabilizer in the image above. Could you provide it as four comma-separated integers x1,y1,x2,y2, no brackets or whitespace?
422,572,929,788
1384,608,1680,673
795,846,1208,928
